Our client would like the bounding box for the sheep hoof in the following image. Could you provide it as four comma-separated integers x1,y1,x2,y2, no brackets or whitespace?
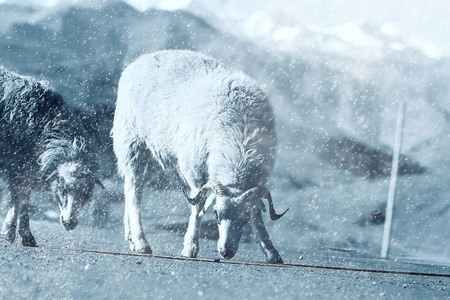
136,245,152,254
181,249,198,258
266,253,284,264
22,235,38,247
130,239,152,254
1,231,15,244
181,243,199,258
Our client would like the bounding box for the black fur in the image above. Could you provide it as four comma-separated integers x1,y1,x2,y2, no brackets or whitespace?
0,66,97,184
0,66,98,246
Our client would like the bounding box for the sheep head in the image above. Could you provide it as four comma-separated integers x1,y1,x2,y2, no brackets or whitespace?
49,162,104,230
183,181,288,260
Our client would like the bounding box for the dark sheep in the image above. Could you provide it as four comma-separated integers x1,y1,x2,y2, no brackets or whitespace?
0,66,103,247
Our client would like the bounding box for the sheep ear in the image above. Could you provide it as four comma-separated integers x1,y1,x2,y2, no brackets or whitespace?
46,170,58,182
94,178,105,190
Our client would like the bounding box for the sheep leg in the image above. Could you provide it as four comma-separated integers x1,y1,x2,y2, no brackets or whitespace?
182,204,203,258
17,185,37,247
1,182,20,243
241,211,252,243
124,195,131,243
124,175,151,254
251,208,283,264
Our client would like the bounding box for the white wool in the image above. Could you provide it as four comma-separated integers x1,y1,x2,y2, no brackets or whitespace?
112,50,282,263
112,49,276,189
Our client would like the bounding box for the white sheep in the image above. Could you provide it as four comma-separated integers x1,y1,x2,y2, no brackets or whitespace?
112,50,288,263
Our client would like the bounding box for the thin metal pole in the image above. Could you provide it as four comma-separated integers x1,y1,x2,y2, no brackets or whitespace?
381,101,406,259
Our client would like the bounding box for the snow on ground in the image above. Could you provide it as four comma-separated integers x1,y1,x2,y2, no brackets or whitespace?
0,0,449,288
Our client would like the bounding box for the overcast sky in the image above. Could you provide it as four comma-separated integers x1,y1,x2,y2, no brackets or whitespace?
1,0,449,56
126,0,450,56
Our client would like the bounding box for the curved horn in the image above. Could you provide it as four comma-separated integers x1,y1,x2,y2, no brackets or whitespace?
181,187,201,205
198,181,229,216
182,181,230,216
210,181,233,197
235,187,288,221
181,183,213,205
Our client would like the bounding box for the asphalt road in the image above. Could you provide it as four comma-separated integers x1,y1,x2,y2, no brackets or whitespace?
0,219,448,300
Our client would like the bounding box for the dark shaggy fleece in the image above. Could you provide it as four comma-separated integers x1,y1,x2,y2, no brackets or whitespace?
0,66,97,184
